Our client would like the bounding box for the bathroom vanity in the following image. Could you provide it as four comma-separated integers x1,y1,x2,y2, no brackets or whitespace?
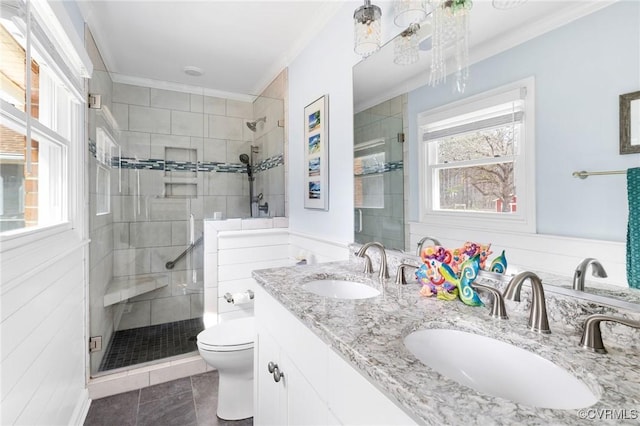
254,283,414,425
252,259,640,425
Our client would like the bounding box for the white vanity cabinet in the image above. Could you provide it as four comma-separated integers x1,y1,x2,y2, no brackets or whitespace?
254,286,417,425
254,285,330,425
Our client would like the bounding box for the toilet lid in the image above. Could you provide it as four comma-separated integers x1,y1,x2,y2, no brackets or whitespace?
197,317,255,351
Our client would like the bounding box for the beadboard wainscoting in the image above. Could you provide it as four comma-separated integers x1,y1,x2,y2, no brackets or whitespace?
409,222,627,288
204,218,350,326
1,234,89,425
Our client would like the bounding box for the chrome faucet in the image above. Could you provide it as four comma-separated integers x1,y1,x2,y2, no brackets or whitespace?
572,258,607,291
579,314,640,353
471,283,508,319
356,242,389,279
416,236,441,256
503,271,551,333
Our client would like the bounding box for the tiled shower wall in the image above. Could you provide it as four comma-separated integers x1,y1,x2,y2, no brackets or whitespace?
252,70,288,217
353,94,405,251
110,83,257,331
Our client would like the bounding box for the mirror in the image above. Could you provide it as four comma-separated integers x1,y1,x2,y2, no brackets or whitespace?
354,94,406,251
620,91,640,154
353,1,640,306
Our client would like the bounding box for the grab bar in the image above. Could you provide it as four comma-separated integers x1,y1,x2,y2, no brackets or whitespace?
165,235,203,269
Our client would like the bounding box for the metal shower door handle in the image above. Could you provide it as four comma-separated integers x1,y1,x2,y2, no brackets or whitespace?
355,209,363,233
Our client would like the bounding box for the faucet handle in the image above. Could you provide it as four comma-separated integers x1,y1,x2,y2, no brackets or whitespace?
395,263,418,286
361,254,373,274
579,314,640,354
472,283,508,319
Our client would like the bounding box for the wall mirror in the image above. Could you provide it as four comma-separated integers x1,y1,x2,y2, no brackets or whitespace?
353,1,640,307
620,90,640,154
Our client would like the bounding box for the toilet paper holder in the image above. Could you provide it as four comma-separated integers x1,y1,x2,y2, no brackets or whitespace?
224,290,255,304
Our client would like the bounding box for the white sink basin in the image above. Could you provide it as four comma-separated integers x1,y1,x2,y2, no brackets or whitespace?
303,280,380,299
404,329,598,409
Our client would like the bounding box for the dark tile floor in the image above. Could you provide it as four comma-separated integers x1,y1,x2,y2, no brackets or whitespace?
99,318,205,371
84,371,253,426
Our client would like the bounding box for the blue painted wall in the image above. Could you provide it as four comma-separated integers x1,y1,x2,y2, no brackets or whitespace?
408,1,640,242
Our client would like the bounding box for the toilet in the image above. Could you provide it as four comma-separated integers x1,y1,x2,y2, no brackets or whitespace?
196,317,255,420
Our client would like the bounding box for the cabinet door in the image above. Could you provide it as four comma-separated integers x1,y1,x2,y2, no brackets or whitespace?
255,331,287,425
281,351,329,426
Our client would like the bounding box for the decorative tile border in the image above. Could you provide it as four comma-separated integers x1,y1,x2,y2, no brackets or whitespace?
255,154,284,172
354,160,403,176
89,140,285,174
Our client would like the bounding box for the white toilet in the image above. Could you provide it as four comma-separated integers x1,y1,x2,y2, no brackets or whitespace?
196,317,255,420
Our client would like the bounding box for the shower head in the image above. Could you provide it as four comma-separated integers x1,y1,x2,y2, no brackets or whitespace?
239,153,250,164
246,116,267,132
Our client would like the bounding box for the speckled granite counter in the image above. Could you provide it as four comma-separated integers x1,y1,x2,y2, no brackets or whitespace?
252,260,640,425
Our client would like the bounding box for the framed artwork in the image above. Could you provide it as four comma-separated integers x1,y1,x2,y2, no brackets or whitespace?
304,95,329,210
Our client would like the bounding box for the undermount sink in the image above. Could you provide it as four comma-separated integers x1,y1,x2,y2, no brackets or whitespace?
404,329,598,409
302,280,380,299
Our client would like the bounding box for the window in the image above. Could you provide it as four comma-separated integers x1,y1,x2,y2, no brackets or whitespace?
95,127,118,215
418,78,535,233
0,0,85,236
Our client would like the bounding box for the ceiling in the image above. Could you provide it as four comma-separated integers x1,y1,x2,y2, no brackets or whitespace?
76,1,345,97
77,0,616,100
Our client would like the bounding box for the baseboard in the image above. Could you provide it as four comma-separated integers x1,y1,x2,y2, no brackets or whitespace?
69,388,90,426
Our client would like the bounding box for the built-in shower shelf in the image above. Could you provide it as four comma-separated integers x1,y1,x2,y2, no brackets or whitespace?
103,274,169,307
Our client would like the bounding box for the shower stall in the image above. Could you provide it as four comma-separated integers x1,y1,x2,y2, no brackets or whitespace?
87,34,286,376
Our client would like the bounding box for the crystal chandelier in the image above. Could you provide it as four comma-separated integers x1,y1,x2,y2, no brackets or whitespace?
428,0,473,93
353,0,382,58
393,0,431,28
394,23,421,65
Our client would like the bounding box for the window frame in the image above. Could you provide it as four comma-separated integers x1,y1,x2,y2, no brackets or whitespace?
0,0,87,248
418,77,536,233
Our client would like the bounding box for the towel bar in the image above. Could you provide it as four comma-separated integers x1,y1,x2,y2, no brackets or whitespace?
572,170,626,179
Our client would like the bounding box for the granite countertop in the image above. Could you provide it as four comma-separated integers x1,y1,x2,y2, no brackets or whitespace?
252,260,640,425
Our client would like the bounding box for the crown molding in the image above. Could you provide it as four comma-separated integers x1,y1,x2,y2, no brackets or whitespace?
109,73,257,103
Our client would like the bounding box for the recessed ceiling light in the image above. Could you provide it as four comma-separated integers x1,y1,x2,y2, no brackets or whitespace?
183,66,204,77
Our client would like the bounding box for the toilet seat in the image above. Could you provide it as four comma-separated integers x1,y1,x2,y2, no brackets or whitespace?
197,317,255,352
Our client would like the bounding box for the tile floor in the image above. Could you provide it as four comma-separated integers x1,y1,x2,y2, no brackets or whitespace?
84,371,253,426
99,317,205,371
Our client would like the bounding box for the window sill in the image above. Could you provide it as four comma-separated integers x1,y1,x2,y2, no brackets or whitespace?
0,222,73,253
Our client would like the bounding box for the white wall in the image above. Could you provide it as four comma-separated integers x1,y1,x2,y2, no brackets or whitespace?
287,3,361,246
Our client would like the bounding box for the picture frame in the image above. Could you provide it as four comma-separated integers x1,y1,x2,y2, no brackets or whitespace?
620,90,640,154
304,95,329,210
